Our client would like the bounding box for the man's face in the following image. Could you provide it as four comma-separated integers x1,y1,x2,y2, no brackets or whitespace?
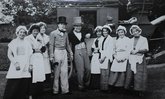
74,25,82,33
58,23,66,32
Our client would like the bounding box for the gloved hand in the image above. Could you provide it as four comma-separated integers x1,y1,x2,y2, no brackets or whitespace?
40,46,46,53
14,62,20,71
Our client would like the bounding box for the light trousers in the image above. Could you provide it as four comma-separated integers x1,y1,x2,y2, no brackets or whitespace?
74,48,91,88
53,49,69,93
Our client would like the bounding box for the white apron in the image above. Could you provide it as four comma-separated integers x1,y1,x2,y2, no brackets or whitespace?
91,37,103,74
111,37,131,72
129,36,149,73
6,38,32,79
26,34,45,83
36,33,51,74
100,35,114,69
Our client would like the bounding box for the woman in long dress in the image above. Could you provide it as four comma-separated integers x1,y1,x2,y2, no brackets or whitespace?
36,22,51,91
99,25,114,92
3,26,33,99
25,24,46,98
90,26,103,89
36,22,51,75
109,25,131,92
126,25,149,96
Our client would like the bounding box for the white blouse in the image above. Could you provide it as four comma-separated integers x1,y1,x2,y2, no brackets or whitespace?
129,36,149,73
111,36,131,72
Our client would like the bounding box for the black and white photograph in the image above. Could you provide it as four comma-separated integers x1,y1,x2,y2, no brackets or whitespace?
0,0,165,99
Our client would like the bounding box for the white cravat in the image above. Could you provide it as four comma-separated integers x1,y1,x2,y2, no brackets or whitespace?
74,31,82,41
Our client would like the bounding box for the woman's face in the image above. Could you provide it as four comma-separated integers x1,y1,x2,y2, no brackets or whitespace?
132,28,140,37
118,29,125,38
17,29,26,39
96,30,102,38
32,29,39,38
74,25,82,33
102,28,109,37
40,26,46,34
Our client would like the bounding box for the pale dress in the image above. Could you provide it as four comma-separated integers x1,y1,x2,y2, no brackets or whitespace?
91,37,103,74
6,38,33,79
25,34,46,83
36,33,51,74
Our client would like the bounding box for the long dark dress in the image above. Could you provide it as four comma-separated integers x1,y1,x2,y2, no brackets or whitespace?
125,56,147,91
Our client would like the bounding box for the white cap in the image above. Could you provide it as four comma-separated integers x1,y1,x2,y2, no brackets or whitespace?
102,25,112,33
129,25,142,35
116,25,127,34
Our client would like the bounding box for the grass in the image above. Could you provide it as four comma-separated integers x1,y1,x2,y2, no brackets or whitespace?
0,43,10,71
0,66,165,99
0,72,7,98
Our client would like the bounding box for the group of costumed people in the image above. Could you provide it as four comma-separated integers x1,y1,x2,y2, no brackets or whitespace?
90,24,148,96
3,16,148,99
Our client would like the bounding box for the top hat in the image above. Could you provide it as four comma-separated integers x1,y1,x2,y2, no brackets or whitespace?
57,16,67,24
73,17,84,26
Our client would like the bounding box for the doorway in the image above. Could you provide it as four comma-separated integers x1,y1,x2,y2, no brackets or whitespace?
80,10,97,35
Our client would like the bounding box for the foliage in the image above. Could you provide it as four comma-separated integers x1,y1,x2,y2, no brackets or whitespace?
0,0,57,25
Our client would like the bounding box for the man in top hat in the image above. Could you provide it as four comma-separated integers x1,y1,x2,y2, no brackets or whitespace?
49,16,73,94
68,16,91,91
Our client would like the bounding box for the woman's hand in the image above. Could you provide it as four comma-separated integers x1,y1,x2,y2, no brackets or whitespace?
130,49,138,55
29,64,33,73
93,48,99,53
99,57,106,64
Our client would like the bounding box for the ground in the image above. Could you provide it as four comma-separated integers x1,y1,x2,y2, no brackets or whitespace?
1,65,165,99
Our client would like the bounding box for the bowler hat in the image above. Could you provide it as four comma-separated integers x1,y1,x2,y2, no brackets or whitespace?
73,17,84,26
57,16,67,24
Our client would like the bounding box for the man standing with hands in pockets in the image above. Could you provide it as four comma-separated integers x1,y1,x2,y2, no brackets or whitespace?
49,16,73,95
68,17,91,91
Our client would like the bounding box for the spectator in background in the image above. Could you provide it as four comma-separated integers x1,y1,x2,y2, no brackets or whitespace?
105,16,116,37
3,26,33,99
68,16,91,91
49,16,73,95
99,25,114,92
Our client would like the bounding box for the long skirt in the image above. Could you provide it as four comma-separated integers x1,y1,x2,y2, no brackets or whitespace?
125,57,147,91
100,62,111,91
90,74,100,90
109,72,125,87
3,78,30,99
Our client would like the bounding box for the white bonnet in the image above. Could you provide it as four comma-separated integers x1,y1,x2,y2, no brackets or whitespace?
94,26,103,32
102,25,112,33
36,22,47,28
129,25,142,35
15,25,28,35
116,25,127,34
